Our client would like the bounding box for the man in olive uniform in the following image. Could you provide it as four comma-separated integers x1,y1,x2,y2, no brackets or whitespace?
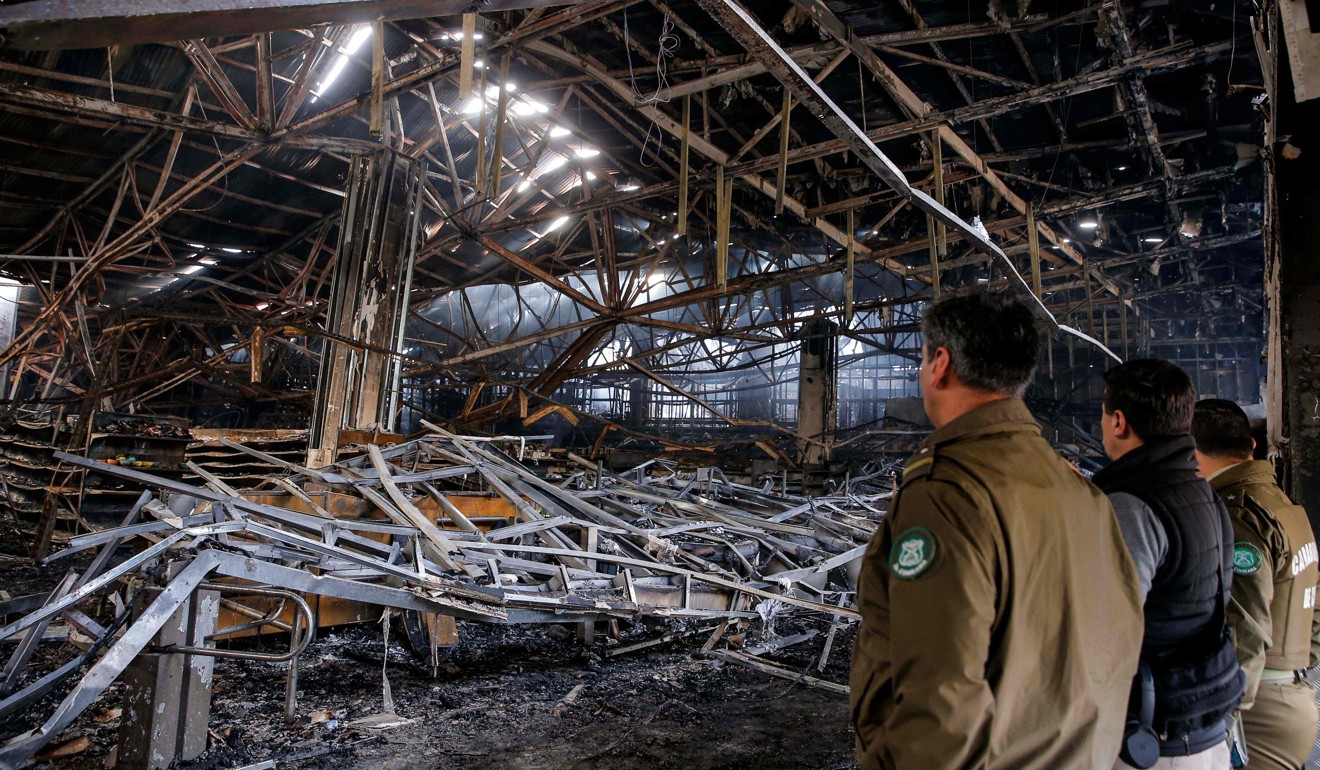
1193,399,1320,769
850,290,1144,770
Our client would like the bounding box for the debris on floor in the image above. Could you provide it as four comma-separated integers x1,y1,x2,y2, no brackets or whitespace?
0,425,880,766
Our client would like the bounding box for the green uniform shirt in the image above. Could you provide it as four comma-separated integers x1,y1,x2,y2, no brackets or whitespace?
850,398,1144,770
1211,460,1320,709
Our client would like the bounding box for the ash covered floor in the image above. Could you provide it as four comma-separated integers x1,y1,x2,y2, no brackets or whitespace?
10,615,856,770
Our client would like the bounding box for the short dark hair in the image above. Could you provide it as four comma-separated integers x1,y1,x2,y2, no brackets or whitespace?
1192,398,1254,460
922,290,1039,396
1102,359,1195,439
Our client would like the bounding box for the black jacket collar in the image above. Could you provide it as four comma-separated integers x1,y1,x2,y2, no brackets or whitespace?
1093,435,1197,492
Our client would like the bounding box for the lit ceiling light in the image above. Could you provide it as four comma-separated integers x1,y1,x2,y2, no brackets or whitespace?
549,126,571,137
575,146,600,158
546,216,570,232
1077,221,1099,230
1144,237,1164,243
473,60,485,69
504,83,517,92
586,171,597,180
198,257,220,266
187,243,206,249
221,247,244,253
256,302,270,310
1115,165,1128,171
1062,238,1072,243
506,97,543,115
462,97,484,114
541,154,567,173
311,26,372,99
518,180,532,192
618,182,640,191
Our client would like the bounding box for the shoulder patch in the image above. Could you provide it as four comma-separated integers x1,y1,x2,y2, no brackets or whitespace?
890,526,937,580
1233,542,1264,576
901,448,935,486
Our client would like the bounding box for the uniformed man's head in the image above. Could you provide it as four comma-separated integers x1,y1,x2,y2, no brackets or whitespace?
1100,359,1195,460
1192,398,1255,477
919,290,1039,427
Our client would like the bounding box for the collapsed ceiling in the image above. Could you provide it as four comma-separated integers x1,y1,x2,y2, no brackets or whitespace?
0,0,1265,443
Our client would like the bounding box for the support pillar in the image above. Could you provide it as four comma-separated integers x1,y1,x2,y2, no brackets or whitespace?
1272,43,1320,524
625,375,650,428
797,318,837,488
118,580,218,770
0,279,17,393
308,150,423,467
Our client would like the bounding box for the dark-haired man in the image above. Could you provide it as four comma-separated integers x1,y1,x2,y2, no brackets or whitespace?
851,290,1142,769
1193,398,1319,770
1092,360,1244,769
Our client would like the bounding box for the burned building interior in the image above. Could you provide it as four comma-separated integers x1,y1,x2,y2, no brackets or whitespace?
0,0,1316,767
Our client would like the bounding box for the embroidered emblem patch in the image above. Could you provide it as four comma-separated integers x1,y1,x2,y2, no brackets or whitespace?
890,527,936,580
1233,542,1263,576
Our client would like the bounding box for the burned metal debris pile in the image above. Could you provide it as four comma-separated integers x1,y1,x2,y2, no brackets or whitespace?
0,424,878,766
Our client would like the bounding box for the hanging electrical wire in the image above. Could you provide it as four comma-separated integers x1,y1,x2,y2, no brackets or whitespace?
624,8,681,165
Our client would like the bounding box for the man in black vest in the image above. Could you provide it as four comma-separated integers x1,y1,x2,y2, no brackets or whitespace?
1092,359,1244,770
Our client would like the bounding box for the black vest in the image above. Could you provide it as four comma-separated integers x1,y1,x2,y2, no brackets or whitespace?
1094,436,1243,749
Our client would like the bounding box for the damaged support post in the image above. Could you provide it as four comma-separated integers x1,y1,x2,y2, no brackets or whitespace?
119,579,219,770
796,318,838,492
307,149,424,467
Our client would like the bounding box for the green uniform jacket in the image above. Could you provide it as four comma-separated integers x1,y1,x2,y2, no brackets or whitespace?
1212,460,1320,708
850,398,1144,770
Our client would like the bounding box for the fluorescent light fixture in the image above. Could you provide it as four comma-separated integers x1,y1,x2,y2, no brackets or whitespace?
518,180,532,192
1062,238,1072,243
1077,221,1099,230
546,216,570,233
1144,237,1164,243
574,146,600,158
618,183,640,191
312,26,372,99
473,60,485,69
187,243,205,249
586,171,597,180
256,302,270,310
504,83,517,92
344,26,372,54
1115,165,1128,171
180,265,204,275
549,126,571,137
198,257,220,266
221,247,244,253
462,97,484,114
512,101,537,117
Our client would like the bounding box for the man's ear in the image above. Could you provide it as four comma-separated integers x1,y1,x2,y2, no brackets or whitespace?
927,346,953,390
1110,408,1132,440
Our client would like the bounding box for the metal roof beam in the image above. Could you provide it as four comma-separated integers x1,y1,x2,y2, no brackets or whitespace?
0,0,591,51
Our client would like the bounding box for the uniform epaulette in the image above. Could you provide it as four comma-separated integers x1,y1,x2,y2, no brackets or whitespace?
900,446,935,487
1237,491,1289,552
